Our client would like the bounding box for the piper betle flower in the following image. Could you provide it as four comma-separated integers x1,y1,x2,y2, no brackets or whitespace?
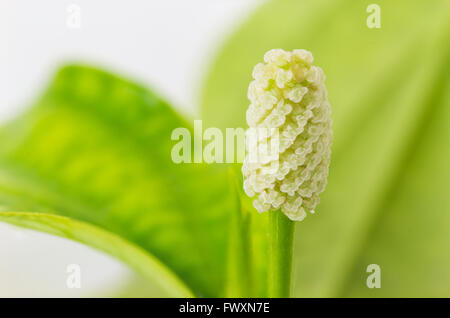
242,49,332,221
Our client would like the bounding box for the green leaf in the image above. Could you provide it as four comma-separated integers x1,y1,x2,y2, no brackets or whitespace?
0,212,192,297
0,65,236,297
201,0,450,297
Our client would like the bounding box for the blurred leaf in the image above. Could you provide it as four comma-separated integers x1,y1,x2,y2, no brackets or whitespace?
0,212,189,297
202,0,450,297
0,65,236,297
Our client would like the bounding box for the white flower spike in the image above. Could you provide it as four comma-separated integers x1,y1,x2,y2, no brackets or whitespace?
242,49,332,221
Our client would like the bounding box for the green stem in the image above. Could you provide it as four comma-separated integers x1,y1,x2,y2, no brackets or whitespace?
227,205,251,297
226,168,252,297
268,210,295,298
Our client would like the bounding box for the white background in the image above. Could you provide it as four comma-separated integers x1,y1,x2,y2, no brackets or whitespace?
0,0,261,297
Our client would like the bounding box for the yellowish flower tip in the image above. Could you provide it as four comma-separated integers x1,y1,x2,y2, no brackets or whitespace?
242,49,332,221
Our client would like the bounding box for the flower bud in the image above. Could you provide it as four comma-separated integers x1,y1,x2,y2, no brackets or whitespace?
242,49,332,221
